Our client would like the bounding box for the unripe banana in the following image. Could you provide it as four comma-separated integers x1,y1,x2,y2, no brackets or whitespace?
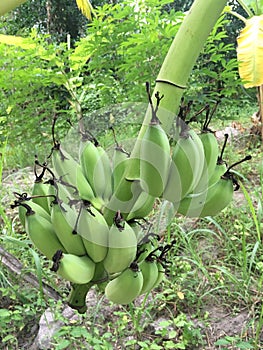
163,128,205,202
112,146,129,192
103,221,137,274
139,122,171,197
19,200,51,228
208,159,227,188
24,207,66,260
76,206,109,263
79,140,109,201
176,175,234,218
139,258,159,295
153,262,165,288
192,131,219,193
103,178,143,225
126,190,155,221
53,251,95,284
75,165,103,210
207,133,228,188
32,179,50,213
97,145,113,201
105,264,143,304
50,201,87,256
51,144,79,189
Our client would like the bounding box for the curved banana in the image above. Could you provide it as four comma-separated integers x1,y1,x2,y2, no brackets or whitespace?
103,177,143,225
208,159,227,188
52,251,95,284
75,165,103,210
176,175,234,218
50,201,87,256
163,128,205,202
31,179,50,213
153,262,165,288
139,122,171,197
105,264,143,304
112,146,129,192
79,140,109,201
192,131,219,193
76,206,109,263
126,190,155,221
207,133,229,187
19,200,51,228
103,221,137,274
139,258,159,295
97,145,113,201
24,205,66,260
51,144,80,189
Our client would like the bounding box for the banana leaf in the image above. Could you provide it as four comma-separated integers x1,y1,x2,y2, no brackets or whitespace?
237,15,263,88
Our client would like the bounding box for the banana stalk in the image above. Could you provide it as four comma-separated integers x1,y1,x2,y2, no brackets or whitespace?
112,0,228,201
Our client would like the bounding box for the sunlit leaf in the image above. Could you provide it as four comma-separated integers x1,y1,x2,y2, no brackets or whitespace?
0,34,36,50
75,0,93,20
237,15,263,88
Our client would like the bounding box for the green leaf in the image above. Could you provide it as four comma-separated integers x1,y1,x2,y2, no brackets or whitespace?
0,309,11,318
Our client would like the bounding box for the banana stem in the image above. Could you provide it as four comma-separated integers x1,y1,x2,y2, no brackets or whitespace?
68,282,94,314
137,0,228,136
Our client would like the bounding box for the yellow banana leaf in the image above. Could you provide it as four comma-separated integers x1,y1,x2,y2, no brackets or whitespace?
237,15,263,88
75,0,93,20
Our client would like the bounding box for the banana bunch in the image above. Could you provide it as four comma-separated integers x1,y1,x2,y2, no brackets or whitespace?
11,90,251,313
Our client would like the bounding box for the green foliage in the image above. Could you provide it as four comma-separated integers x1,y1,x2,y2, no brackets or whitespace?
0,0,247,168
189,14,242,106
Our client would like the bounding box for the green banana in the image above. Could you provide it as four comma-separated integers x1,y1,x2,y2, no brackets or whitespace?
191,102,219,193
76,205,109,263
32,178,50,213
139,123,171,197
103,177,143,225
193,131,219,193
112,146,130,191
103,221,137,274
176,155,252,217
176,176,234,217
18,200,51,228
139,257,159,295
75,165,103,210
51,144,80,189
24,205,66,260
105,264,143,304
51,250,95,284
153,262,165,288
207,133,228,187
50,201,87,256
79,139,110,201
97,145,113,201
163,127,205,203
126,189,155,221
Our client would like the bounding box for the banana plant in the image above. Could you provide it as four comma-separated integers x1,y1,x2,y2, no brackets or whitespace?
227,0,263,141
0,0,93,19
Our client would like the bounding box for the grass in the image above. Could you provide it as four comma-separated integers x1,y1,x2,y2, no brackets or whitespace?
0,102,263,349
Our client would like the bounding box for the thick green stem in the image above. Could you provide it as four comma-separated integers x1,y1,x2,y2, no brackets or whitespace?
139,0,228,134
68,282,93,314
